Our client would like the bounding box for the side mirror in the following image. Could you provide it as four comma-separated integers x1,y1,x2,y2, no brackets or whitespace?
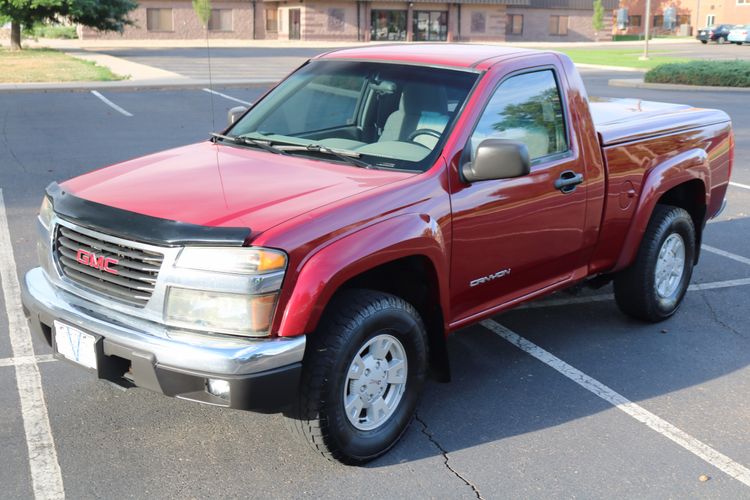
227,106,248,126
462,139,530,183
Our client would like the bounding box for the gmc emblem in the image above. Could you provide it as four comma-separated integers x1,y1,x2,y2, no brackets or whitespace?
76,249,119,275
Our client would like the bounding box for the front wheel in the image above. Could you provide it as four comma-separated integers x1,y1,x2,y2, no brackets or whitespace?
718,36,727,44
701,40,708,44
614,205,696,322
285,289,428,464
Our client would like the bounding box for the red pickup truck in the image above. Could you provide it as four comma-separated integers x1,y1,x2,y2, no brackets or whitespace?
22,45,732,465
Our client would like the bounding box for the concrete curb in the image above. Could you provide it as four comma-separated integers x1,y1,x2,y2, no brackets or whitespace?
0,79,276,93
576,63,646,73
609,78,750,92
0,47,279,93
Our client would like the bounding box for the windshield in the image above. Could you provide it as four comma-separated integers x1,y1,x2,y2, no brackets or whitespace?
228,60,479,172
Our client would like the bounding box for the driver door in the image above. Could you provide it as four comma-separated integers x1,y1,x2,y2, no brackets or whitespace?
449,68,589,323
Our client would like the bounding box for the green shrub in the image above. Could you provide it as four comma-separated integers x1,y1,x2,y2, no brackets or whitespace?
23,23,78,39
645,60,750,87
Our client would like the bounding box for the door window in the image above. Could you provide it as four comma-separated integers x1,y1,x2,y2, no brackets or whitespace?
469,70,568,162
413,11,448,41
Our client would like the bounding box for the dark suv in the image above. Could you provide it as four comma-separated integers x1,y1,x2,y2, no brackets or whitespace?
697,24,735,43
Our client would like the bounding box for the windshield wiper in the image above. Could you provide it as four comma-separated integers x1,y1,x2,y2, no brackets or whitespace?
210,133,287,156
277,143,372,169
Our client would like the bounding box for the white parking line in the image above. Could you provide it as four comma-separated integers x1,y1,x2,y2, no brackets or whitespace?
730,181,750,191
703,245,750,267
90,90,133,117
480,319,750,488
0,190,65,499
202,88,252,106
0,354,57,368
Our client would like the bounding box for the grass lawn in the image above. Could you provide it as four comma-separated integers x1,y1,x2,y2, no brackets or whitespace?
552,48,691,70
0,48,125,83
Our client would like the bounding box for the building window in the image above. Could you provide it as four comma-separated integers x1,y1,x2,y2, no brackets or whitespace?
328,8,345,32
706,14,715,26
738,0,748,5
413,11,448,41
628,15,641,27
146,8,173,31
266,8,278,32
371,10,406,41
506,14,523,35
208,9,233,31
677,14,690,25
549,15,568,35
653,15,664,27
471,12,486,33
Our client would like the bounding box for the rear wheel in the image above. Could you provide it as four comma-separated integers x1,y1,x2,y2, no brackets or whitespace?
614,205,696,322
285,289,428,464
718,36,727,44
701,39,708,44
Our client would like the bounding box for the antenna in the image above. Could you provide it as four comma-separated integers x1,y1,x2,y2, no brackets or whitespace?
205,27,216,132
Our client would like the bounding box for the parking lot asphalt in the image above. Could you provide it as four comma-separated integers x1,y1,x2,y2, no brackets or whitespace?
1,71,749,499
91,41,750,81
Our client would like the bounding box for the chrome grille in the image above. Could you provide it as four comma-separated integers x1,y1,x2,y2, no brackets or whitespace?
54,225,164,307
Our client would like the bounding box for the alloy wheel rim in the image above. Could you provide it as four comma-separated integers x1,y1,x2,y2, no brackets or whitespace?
343,333,408,431
654,233,686,298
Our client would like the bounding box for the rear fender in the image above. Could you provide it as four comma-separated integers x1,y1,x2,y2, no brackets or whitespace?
276,214,449,337
613,148,709,271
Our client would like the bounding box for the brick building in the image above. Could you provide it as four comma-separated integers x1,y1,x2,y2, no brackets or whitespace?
613,0,750,36
80,0,617,42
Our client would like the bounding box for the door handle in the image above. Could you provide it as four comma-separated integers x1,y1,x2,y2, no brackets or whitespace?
554,170,584,194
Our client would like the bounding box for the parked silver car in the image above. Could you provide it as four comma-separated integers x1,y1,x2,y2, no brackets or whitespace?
728,25,750,45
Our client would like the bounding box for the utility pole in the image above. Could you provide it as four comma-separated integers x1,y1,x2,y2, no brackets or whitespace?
640,0,652,60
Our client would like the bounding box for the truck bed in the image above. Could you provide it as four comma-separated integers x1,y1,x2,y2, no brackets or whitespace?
590,97,730,146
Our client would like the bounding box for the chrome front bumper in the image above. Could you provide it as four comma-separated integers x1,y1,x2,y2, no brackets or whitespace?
21,267,305,411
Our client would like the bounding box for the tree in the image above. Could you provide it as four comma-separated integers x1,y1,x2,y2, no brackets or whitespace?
192,0,211,27
0,0,136,50
592,0,605,37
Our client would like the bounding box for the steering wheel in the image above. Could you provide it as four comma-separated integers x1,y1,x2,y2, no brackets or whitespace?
407,128,442,143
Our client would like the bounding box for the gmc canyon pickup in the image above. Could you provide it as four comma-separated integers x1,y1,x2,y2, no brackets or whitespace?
22,45,733,464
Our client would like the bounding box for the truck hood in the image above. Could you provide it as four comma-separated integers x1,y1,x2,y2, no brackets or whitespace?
61,142,413,234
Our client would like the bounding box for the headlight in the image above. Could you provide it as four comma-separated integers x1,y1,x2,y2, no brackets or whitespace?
176,247,286,275
38,196,54,230
165,287,279,337
168,246,287,337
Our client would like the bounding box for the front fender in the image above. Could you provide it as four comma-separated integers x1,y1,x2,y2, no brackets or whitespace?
614,148,709,271
276,213,450,337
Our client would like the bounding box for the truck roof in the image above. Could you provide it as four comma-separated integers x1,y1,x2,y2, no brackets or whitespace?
316,43,540,70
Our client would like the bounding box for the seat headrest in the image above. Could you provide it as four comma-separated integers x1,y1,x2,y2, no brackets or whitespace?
400,83,448,115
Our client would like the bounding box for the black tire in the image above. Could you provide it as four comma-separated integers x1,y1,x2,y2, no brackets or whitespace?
614,205,696,322
285,289,428,465
701,40,708,44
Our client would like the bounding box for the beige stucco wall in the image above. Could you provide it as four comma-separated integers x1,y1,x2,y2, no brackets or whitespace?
80,0,256,40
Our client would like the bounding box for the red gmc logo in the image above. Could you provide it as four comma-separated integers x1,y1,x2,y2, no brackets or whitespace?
76,249,119,275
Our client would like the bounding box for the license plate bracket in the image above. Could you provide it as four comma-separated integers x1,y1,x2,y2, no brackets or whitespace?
53,321,99,370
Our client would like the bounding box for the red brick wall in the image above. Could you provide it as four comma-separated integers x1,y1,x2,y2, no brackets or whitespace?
80,0,256,40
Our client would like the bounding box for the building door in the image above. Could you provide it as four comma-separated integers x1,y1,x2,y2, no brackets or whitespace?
289,8,301,39
413,11,447,41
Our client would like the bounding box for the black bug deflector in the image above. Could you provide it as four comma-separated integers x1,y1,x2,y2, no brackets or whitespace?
46,182,251,247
